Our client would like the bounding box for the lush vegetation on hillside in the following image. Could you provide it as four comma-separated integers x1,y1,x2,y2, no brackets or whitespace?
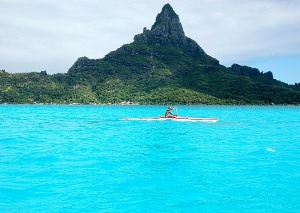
1,42,299,105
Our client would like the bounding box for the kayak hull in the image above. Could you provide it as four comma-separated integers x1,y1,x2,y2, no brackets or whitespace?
121,116,218,122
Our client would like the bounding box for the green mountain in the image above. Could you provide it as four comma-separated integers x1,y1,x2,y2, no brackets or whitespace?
1,3,300,105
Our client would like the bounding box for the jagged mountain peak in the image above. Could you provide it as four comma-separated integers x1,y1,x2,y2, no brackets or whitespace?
151,3,182,33
134,3,205,55
161,3,177,15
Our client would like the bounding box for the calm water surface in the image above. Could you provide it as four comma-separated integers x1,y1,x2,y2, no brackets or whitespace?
0,105,299,212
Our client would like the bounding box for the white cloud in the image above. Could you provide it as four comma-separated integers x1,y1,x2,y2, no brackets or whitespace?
176,0,300,64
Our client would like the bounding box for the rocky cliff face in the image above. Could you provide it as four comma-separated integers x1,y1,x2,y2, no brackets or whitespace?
231,64,273,79
134,4,205,56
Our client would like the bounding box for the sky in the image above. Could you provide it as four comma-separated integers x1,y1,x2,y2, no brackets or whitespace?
1,0,300,84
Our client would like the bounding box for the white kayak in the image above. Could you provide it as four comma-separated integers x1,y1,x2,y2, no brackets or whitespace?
121,115,218,123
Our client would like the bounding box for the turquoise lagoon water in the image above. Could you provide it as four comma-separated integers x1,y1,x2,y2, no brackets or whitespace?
0,105,299,212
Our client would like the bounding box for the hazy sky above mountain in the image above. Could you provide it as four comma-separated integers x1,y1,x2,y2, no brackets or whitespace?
1,0,299,84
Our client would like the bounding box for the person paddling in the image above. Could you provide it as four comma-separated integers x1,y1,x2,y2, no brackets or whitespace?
165,106,176,117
